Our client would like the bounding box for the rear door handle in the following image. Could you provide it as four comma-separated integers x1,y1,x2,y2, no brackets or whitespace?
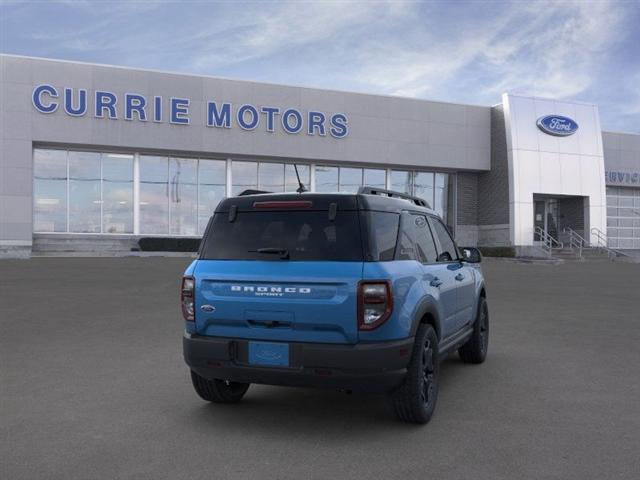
430,277,443,288
455,273,465,281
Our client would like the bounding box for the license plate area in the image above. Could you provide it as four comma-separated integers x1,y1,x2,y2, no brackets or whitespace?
248,341,290,367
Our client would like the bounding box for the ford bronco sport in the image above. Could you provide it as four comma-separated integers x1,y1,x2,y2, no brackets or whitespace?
182,187,488,424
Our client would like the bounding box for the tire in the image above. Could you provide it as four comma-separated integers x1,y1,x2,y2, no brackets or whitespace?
458,296,489,364
389,324,439,424
190,370,250,404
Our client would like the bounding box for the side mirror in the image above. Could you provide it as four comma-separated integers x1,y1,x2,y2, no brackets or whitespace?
462,247,482,263
437,252,452,262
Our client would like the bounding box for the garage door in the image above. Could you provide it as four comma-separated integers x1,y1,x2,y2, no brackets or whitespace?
606,186,640,249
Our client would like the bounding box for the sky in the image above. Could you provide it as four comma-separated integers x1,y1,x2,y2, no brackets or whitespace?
1,0,639,132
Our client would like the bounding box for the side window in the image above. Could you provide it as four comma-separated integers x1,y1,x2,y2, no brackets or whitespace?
413,215,438,263
395,213,438,263
396,215,418,261
429,217,459,262
366,212,400,261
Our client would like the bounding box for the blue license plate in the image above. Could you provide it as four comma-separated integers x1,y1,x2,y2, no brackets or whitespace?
248,341,289,367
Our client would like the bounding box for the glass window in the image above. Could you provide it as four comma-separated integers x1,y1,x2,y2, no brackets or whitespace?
198,159,226,234
414,172,434,209
396,213,439,263
140,155,169,234
33,149,67,232
390,170,412,194
365,211,399,261
285,164,310,192
414,215,438,263
102,154,133,234
606,187,640,249
396,214,419,261
363,169,386,189
232,161,258,195
201,211,363,261
434,173,448,219
259,162,284,192
68,151,101,233
169,157,197,236
339,167,363,193
315,166,339,192
429,217,458,261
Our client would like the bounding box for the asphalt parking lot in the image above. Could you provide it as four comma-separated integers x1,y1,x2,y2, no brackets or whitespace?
1,257,640,480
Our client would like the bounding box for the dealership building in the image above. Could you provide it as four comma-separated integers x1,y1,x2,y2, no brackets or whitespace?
1,54,639,258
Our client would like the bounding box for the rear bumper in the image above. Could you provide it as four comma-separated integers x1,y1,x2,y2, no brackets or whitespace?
183,333,413,393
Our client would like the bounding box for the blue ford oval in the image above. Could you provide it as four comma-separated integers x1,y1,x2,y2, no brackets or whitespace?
536,115,579,136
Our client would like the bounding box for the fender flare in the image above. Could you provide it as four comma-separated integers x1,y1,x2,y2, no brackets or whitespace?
475,280,487,317
477,280,487,299
410,299,443,340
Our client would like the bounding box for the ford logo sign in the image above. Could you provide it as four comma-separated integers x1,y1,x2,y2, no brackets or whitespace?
536,115,579,137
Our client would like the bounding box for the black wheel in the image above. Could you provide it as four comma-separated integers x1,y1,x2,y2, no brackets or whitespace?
458,296,489,364
389,324,439,424
190,370,250,404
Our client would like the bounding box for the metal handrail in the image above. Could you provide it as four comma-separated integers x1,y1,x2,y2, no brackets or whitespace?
590,227,628,259
563,227,586,259
535,226,563,257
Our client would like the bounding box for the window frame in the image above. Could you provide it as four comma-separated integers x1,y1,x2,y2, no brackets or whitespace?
394,211,442,265
411,213,440,265
32,148,456,238
427,215,461,263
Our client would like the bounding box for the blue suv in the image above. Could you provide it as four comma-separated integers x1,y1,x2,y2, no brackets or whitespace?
182,187,488,423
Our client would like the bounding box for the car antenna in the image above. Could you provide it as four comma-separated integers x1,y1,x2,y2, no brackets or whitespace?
293,164,307,193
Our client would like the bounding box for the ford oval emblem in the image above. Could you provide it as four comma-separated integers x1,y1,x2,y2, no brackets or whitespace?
536,115,579,137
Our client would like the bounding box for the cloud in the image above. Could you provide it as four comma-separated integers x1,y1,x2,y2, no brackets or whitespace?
186,1,411,72
1,0,638,130
348,0,626,102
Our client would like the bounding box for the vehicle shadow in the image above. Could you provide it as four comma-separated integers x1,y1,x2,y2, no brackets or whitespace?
178,355,477,437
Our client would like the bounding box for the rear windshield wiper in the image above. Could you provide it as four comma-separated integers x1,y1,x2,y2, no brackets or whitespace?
249,247,290,260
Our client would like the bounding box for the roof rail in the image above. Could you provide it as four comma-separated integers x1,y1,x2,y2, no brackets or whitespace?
237,189,272,196
357,186,431,208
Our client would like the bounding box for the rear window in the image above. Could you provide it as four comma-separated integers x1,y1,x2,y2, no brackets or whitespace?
200,211,363,261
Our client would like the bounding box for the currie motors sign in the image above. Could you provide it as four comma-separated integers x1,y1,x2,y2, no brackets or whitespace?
31,84,349,139
536,115,579,137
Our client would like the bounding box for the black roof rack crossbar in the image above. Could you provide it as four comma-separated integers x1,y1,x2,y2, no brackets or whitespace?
238,189,272,196
357,186,431,208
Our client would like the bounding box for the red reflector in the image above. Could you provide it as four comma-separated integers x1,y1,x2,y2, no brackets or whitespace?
253,200,313,209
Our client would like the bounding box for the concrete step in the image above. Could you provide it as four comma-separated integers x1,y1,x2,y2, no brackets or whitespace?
550,247,624,262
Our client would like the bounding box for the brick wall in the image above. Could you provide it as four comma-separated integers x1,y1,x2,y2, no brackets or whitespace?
477,105,510,225
456,172,478,225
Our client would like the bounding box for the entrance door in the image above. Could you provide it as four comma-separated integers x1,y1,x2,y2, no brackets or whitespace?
534,200,545,241
533,198,559,242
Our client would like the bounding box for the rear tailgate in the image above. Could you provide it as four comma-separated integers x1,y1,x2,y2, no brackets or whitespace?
194,260,362,344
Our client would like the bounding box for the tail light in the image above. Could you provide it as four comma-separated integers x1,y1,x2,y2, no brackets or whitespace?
358,281,393,330
181,276,195,321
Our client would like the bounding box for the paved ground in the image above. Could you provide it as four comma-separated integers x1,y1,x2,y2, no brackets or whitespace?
1,257,639,480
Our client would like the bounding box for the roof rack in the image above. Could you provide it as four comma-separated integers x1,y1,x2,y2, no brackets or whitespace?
357,186,431,208
238,189,272,196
